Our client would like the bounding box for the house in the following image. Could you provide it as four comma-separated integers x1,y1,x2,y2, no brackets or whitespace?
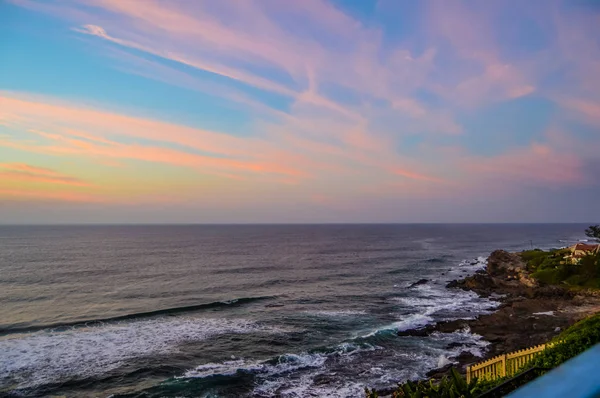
565,243,600,264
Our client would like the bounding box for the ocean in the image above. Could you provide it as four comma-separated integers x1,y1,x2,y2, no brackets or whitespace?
0,224,590,397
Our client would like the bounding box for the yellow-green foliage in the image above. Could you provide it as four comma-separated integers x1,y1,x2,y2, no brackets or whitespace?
365,368,478,398
366,314,600,398
531,313,600,369
519,249,566,272
520,249,600,289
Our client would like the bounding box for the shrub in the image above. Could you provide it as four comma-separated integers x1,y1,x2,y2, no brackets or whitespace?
532,265,572,285
365,368,479,398
531,313,600,369
522,248,600,289
520,250,551,271
520,249,567,273
576,254,600,280
564,274,587,286
365,314,600,398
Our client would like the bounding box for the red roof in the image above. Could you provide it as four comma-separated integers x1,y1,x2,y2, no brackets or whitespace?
573,243,600,251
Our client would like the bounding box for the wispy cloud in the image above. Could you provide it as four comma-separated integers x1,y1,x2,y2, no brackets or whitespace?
0,163,90,186
2,0,600,221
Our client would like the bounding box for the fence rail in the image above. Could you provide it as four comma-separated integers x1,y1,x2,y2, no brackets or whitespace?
467,341,560,383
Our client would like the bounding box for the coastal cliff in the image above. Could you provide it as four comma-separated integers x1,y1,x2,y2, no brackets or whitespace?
405,250,600,378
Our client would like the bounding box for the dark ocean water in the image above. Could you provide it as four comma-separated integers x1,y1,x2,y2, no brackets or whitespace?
0,224,590,397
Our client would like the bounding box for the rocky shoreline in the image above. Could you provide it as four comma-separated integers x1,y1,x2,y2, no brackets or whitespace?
406,250,600,380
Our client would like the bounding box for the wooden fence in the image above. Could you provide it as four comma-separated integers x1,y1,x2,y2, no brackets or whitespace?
466,341,560,383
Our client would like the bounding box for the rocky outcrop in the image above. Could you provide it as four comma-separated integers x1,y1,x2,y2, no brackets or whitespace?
487,250,526,276
408,279,429,288
446,250,539,296
397,249,600,385
487,250,538,287
446,272,499,296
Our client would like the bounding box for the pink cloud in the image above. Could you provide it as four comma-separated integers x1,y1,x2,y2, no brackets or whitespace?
74,24,297,97
391,168,444,184
0,188,100,203
3,93,362,187
460,143,586,186
5,0,597,214
0,163,90,186
560,98,600,127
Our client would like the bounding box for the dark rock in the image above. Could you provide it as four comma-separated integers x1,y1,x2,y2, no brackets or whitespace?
398,320,467,337
483,333,504,343
454,351,477,364
426,363,453,378
446,279,461,288
533,286,575,299
446,273,498,297
437,320,469,333
408,278,429,288
397,327,431,337
487,250,526,277
392,248,600,394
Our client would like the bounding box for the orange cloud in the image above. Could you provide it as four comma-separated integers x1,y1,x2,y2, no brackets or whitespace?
0,188,99,203
0,163,90,186
0,93,311,179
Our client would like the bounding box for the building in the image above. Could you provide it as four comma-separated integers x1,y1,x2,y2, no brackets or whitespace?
565,243,600,264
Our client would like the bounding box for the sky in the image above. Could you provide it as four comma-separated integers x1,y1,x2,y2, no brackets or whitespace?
0,0,599,224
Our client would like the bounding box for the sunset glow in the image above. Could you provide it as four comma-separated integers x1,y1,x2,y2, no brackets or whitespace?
1,0,599,223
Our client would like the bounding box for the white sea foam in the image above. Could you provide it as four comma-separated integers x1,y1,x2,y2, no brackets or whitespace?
391,313,434,332
255,376,365,398
251,352,362,398
184,352,328,380
429,326,490,359
0,317,278,391
182,342,383,397
453,256,488,274
533,311,555,316
250,341,462,397
307,310,367,317
334,341,379,355
179,323,488,398
361,260,501,340
437,355,453,368
378,281,499,337
181,359,265,378
403,283,499,316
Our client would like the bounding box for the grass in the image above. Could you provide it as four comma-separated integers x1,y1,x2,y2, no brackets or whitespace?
519,249,600,289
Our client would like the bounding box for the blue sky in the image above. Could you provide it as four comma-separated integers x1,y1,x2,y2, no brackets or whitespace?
0,0,599,223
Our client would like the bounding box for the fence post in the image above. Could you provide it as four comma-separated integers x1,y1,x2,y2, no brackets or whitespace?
467,365,471,384
501,354,507,377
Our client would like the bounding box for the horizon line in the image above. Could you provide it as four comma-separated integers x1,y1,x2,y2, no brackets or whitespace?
0,222,596,227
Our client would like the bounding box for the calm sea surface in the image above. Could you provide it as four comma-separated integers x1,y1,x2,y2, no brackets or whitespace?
0,224,589,397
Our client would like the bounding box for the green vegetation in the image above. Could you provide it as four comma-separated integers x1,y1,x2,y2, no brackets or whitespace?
365,226,600,397
519,248,600,289
519,248,568,272
531,312,600,369
585,225,600,242
365,313,600,398
365,368,479,398
473,313,600,395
